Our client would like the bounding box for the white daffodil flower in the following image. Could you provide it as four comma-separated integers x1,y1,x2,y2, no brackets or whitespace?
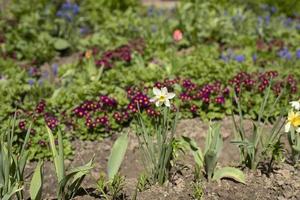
285,111,300,133
150,87,175,107
290,100,300,110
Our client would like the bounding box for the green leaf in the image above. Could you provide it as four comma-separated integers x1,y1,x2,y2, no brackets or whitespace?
46,127,64,182
54,38,70,50
292,144,300,152
107,133,129,181
30,161,43,200
212,167,245,184
2,183,23,200
180,136,204,169
204,150,218,179
59,158,93,199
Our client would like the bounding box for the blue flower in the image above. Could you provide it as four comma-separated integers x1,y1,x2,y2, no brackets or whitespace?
235,55,245,62
265,15,270,25
79,27,90,35
52,64,58,76
277,48,292,60
56,1,79,21
296,49,300,59
62,2,72,10
72,4,80,15
28,79,35,86
284,17,293,27
252,54,257,62
270,6,277,14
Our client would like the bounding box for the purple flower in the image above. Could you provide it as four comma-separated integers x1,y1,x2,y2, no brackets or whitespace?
235,55,245,62
284,17,293,27
36,100,46,114
28,79,35,86
45,115,59,130
296,49,300,59
56,1,79,21
19,120,26,130
277,48,292,60
72,4,79,14
62,2,73,10
52,63,58,76
252,54,257,62
79,27,90,35
270,6,277,14
265,15,270,25
215,96,225,104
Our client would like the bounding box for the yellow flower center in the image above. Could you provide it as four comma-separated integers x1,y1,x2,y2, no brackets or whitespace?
159,95,166,102
288,112,300,127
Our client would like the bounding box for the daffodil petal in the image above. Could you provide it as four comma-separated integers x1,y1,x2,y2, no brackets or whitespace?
285,122,291,133
167,92,175,99
164,99,170,107
153,87,161,96
290,101,300,110
155,101,160,107
161,87,168,95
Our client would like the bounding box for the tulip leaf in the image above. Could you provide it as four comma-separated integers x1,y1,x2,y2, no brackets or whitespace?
107,133,128,181
30,161,43,200
212,167,245,184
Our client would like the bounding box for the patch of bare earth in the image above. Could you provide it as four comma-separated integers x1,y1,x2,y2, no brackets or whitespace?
26,117,300,199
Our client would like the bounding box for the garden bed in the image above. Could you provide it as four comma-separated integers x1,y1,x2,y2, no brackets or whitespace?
25,118,300,200
2,1,300,199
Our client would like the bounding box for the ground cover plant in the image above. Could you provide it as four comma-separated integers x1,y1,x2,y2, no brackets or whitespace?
1,0,300,199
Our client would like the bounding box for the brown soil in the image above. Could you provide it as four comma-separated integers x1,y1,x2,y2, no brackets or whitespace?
25,117,300,200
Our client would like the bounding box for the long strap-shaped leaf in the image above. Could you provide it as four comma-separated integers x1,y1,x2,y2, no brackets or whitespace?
46,127,65,183
2,183,23,200
107,133,128,181
30,161,44,200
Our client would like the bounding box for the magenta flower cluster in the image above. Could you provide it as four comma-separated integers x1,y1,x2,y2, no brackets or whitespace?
27,70,297,137
94,39,145,69
127,92,150,113
72,95,118,129
44,114,59,130
17,99,60,148
229,71,297,95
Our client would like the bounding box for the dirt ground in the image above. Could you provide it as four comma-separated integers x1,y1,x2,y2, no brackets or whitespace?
25,117,300,200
